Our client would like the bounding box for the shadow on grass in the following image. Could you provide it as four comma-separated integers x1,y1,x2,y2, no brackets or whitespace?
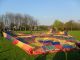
35,54,47,60
52,52,65,60
52,50,80,60
34,50,80,60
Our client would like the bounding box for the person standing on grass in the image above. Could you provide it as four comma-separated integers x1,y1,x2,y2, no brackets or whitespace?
64,28,68,36
0,28,3,37
64,30,68,36
49,27,56,34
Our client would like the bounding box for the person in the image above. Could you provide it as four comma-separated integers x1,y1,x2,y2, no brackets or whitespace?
64,31,68,36
49,28,56,34
0,28,3,37
64,29,68,36
76,41,80,48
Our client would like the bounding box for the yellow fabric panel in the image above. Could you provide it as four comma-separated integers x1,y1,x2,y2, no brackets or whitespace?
16,41,24,48
59,40,67,44
34,43,42,46
59,31,64,34
22,44,33,51
3,32,7,37
67,42,75,45
17,36,32,38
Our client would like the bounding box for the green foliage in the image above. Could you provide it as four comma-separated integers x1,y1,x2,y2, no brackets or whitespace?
64,20,79,30
38,25,49,30
52,20,80,31
52,20,64,31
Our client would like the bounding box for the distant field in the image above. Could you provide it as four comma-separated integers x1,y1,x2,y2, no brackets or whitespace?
15,30,48,34
0,31,80,60
69,31,80,41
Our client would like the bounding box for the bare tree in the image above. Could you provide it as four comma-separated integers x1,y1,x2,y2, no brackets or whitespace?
0,13,38,31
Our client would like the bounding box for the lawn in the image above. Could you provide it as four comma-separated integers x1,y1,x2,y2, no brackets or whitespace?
15,30,48,34
0,31,80,60
69,31,80,41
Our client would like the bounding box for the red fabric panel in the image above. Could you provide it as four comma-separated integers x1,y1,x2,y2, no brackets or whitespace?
63,48,71,52
54,45,62,49
12,40,19,44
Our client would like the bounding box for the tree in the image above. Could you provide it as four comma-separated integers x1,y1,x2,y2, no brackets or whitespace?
52,20,64,31
0,13,38,31
64,20,78,30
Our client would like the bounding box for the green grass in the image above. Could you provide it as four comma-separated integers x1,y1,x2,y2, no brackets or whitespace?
15,30,48,34
0,31,80,60
0,37,35,60
69,31,80,40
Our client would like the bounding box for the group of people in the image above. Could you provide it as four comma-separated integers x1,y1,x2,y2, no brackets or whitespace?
49,28,68,36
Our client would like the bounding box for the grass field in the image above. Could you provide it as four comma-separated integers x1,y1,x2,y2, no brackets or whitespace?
0,31,80,60
69,31,80,41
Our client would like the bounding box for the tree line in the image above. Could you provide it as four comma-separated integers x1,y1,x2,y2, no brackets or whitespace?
52,20,80,31
0,13,80,31
0,13,38,31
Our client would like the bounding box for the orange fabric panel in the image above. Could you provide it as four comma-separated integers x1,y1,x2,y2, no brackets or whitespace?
22,44,33,55
54,45,62,49
33,48,44,55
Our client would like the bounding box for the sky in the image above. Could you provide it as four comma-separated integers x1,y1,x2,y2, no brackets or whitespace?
0,0,80,25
